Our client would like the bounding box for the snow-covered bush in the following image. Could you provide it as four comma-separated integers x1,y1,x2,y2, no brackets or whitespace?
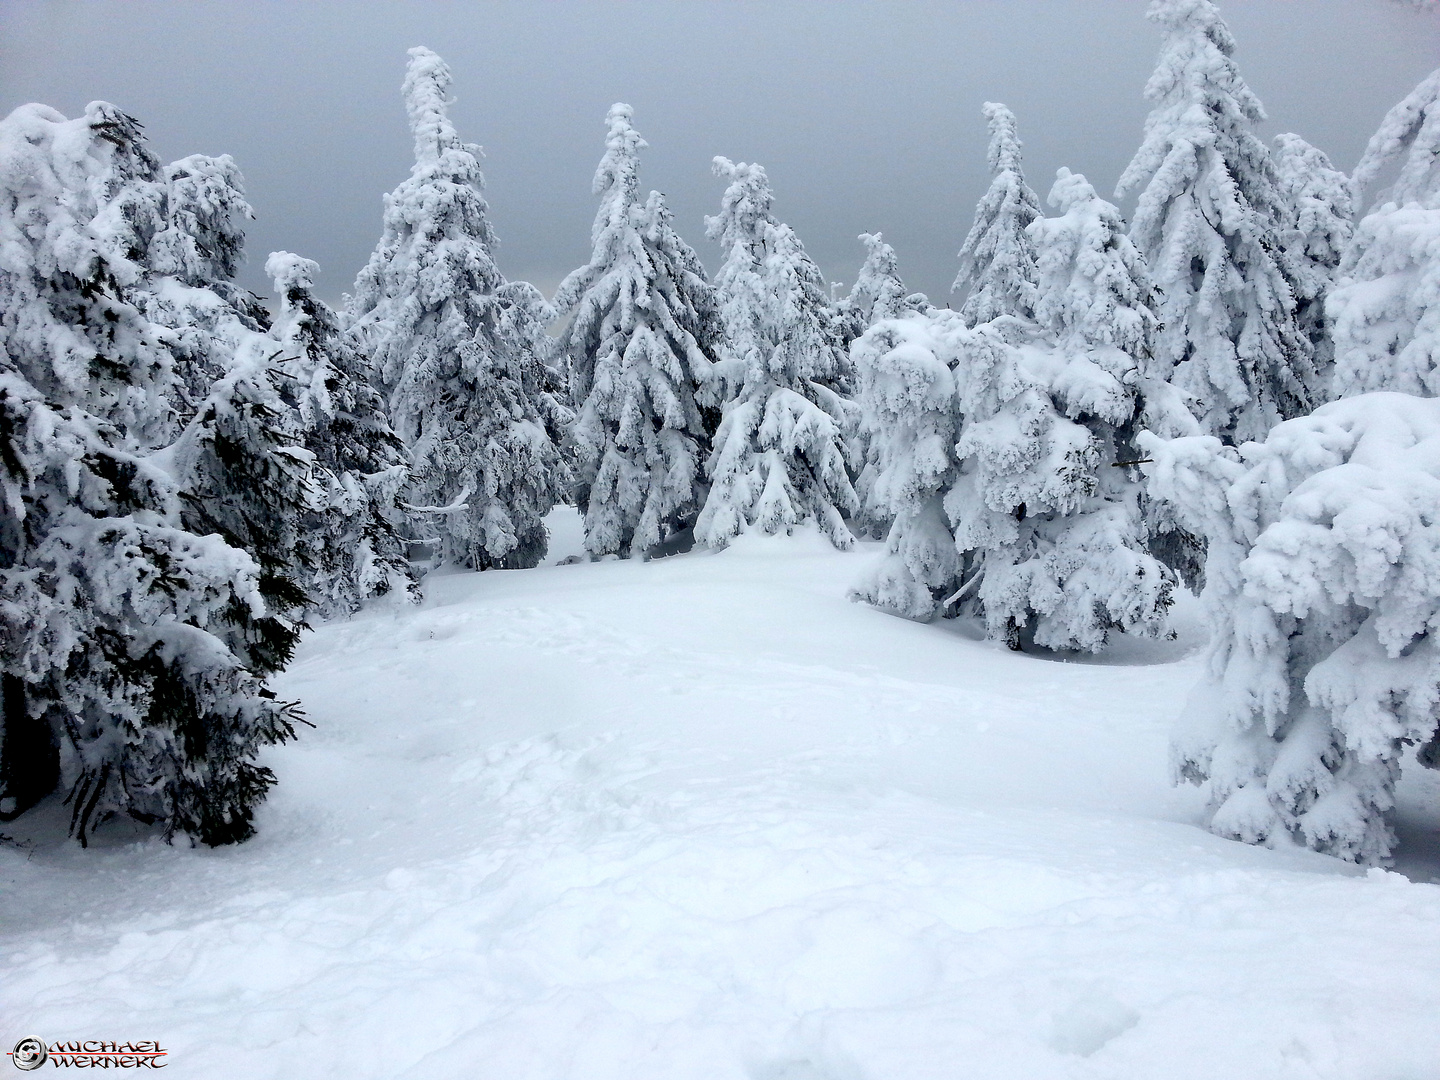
349,47,569,570
1118,0,1313,444
696,157,857,550
1141,393,1440,863
1329,68,1440,399
0,102,302,845
555,105,723,558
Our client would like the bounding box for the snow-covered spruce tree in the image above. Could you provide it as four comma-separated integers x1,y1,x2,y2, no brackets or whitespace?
1272,134,1353,389
0,102,301,844
132,149,318,641
1030,167,1202,595
849,310,967,617
854,169,1184,652
555,105,723,558
147,153,273,421
1140,393,1440,864
838,232,930,342
939,175,1177,652
266,252,417,617
1117,0,1313,445
695,157,858,550
349,47,569,570
840,232,931,538
1329,68,1440,399
952,103,1041,327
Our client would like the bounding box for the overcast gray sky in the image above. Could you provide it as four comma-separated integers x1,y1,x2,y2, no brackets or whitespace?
2,1,1437,306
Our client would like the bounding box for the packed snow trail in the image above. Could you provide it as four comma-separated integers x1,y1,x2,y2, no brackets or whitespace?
4,512,1440,1079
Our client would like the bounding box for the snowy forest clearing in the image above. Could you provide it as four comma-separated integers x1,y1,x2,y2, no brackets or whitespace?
4,514,1440,1079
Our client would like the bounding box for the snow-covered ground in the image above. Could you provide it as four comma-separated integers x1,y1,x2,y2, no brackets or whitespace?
4,509,1440,1079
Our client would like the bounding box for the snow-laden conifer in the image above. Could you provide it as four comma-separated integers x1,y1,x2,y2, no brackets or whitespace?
841,232,929,335
1032,168,1203,589
854,170,1185,651
952,103,1041,327
843,232,932,538
849,311,966,617
696,157,857,550
0,102,301,844
555,106,723,558
1272,134,1353,388
1141,393,1440,864
1329,69,1440,399
349,47,569,569
266,252,417,617
1117,0,1313,444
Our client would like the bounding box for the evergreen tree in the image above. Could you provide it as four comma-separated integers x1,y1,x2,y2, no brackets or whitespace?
266,252,417,617
1142,393,1440,865
148,153,272,420
1117,0,1313,445
555,105,723,558
839,232,929,340
1329,68,1440,399
952,103,1041,327
0,102,301,845
844,232,931,538
849,311,967,618
349,47,569,570
1271,134,1353,390
695,157,858,550
854,170,1186,652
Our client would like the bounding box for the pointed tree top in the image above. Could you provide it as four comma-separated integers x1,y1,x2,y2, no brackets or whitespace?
594,103,646,198
1133,0,1263,127
981,102,1024,176
403,46,461,165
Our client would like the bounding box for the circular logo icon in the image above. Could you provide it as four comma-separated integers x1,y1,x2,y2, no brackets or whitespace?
10,1039,47,1071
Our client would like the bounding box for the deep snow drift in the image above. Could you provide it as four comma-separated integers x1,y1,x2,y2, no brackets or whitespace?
4,512,1440,1079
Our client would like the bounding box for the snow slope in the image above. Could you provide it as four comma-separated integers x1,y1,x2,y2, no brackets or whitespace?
4,510,1440,1079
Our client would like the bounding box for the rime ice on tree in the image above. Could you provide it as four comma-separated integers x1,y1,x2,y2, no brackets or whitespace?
696,158,858,550
1117,0,1313,444
555,105,724,558
1329,68,1440,399
1272,134,1353,388
267,252,417,617
952,103,1041,327
842,233,930,539
349,47,569,570
1142,394,1440,864
853,169,1186,652
0,102,303,845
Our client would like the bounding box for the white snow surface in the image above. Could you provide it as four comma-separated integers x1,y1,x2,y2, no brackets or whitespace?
4,511,1440,1079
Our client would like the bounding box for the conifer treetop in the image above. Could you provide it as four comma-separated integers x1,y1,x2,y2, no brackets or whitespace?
1117,0,1269,230
952,102,1041,326
403,46,465,167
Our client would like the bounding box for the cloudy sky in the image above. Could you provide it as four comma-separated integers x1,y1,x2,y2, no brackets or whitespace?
2,1,1437,306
